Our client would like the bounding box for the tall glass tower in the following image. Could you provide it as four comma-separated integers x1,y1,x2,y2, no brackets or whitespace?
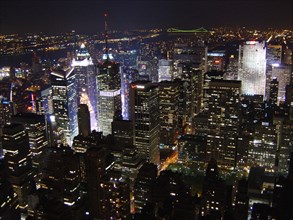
71,43,97,131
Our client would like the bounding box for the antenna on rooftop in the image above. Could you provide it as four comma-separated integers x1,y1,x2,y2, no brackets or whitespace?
104,12,109,60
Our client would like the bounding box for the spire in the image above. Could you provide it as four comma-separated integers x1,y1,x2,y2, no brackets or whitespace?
104,12,109,60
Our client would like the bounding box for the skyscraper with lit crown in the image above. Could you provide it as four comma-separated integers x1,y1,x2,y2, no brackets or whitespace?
71,43,97,131
97,13,121,136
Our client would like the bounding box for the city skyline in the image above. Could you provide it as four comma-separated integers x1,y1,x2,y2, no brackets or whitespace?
0,0,293,34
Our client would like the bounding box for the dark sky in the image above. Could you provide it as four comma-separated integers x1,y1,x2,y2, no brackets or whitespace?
0,0,292,34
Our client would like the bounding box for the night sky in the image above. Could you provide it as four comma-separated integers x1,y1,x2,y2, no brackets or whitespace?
0,0,292,34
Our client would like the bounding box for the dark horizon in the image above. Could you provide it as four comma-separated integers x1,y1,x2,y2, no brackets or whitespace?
0,0,293,34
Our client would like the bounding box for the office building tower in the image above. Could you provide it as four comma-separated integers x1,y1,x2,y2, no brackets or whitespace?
226,54,239,80
0,97,13,128
203,71,225,111
178,134,207,170
130,81,160,165
42,68,78,146
272,65,292,104
2,123,34,211
40,146,81,207
177,62,203,121
97,60,121,136
114,146,145,194
112,112,134,146
267,45,282,69
100,170,130,219
134,163,157,213
0,159,20,219
207,51,226,72
78,104,91,137
278,120,293,174
158,59,173,82
158,81,179,147
269,78,279,104
85,147,107,219
11,113,48,186
71,43,97,131
121,67,139,120
238,41,267,97
283,48,292,65
200,159,230,219
206,79,241,169
235,179,249,220
248,121,277,172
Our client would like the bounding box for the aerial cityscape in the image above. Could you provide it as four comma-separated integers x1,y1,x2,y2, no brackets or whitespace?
0,0,293,219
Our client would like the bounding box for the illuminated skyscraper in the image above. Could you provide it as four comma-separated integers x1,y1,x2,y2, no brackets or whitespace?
0,97,13,128
130,81,160,165
71,43,97,131
42,68,78,146
99,170,130,219
2,123,34,212
238,41,267,97
248,121,277,172
11,113,48,187
97,60,121,136
97,13,121,136
272,65,292,104
158,81,179,147
206,79,241,169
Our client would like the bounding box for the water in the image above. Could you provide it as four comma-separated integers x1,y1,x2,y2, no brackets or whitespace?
0,48,73,67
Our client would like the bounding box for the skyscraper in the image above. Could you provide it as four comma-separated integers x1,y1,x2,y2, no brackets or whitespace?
78,104,91,137
42,68,78,146
206,79,241,169
97,60,121,136
158,81,179,148
2,123,34,212
238,41,267,97
130,81,160,165
11,113,48,187
71,43,97,131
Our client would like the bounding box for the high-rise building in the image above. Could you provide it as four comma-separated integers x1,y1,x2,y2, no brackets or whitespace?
0,97,13,128
207,51,226,72
130,81,160,165
78,104,91,137
2,123,34,211
200,159,230,218
85,147,107,219
10,113,48,187
158,59,173,82
206,79,241,169
97,60,121,136
272,65,292,104
134,163,157,213
112,112,134,146
71,43,97,131
177,62,203,122
278,119,293,174
248,121,277,172
39,145,81,207
42,68,78,146
158,81,179,148
178,134,207,170
238,41,267,97
269,78,279,104
100,170,130,219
